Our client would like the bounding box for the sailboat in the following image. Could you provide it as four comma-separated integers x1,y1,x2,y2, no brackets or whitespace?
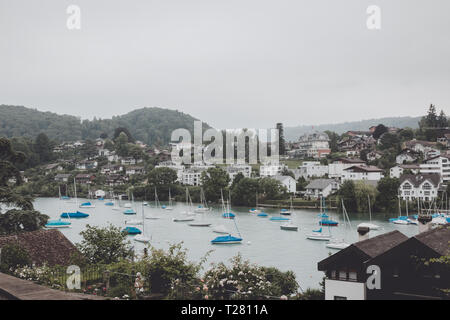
173,188,195,222
326,200,352,250
45,219,71,228
390,198,410,225
189,190,212,227
249,192,262,214
195,188,210,213
222,190,235,219
124,193,137,215
112,195,121,211
357,195,380,230
280,197,293,215
211,200,243,244
307,197,331,240
163,188,174,210
79,185,96,208
122,226,142,235
280,198,298,231
61,178,89,219
134,203,151,243
318,197,338,226
269,197,290,221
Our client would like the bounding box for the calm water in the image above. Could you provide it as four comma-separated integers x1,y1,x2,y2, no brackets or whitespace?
34,197,420,290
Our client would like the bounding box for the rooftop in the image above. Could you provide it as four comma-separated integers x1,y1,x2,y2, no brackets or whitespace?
0,230,79,267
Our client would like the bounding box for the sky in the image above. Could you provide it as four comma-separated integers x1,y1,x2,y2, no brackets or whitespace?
1,0,449,129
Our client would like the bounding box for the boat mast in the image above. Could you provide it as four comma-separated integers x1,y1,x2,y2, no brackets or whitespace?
368,194,372,222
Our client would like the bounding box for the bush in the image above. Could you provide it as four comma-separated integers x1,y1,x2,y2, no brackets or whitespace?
0,243,31,273
203,254,299,300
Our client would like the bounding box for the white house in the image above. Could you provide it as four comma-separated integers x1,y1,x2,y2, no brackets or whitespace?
260,163,288,177
342,165,384,182
420,155,450,183
298,161,328,179
395,149,420,165
295,132,331,159
120,157,143,166
389,164,420,179
328,158,366,179
226,164,252,182
76,160,98,171
272,175,297,193
305,179,340,198
398,173,441,201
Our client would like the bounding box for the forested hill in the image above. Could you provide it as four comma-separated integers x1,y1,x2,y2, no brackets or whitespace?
0,105,209,146
284,116,421,141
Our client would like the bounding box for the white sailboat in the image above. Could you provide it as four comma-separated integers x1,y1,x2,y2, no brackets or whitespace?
173,188,195,222
357,195,380,230
163,188,174,210
326,200,352,250
189,191,212,227
194,188,210,213
280,198,298,231
134,203,151,243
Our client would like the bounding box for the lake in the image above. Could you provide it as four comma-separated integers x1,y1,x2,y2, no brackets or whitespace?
33,197,420,290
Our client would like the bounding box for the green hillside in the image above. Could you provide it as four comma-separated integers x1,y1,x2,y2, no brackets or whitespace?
0,105,209,146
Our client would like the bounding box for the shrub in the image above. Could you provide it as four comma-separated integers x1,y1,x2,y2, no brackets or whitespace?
0,243,31,273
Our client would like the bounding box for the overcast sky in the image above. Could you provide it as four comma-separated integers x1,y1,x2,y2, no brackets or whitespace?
1,0,449,129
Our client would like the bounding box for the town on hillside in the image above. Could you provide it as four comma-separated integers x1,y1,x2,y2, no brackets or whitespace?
1,105,449,301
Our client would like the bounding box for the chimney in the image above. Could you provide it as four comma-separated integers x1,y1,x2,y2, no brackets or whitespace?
417,215,432,233
357,226,370,242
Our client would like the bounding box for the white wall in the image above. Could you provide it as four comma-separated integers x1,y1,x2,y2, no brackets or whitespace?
325,279,366,300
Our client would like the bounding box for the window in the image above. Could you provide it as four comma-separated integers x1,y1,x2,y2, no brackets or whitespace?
339,271,347,280
348,271,357,282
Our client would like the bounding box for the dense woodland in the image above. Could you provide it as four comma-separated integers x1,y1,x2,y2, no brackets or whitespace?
0,105,209,146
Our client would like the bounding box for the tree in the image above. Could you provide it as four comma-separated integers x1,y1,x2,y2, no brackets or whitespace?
259,177,286,200
115,132,130,157
77,224,133,264
80,139,97,159
231,177,259,206
337,180,357,213
276,123,286,156
200,167,230,203
296,176,308,192
0,210,49,235
113,127,134,143
375,177,400,213
379,133,401,151
281,168,295,179
325,131,339,153
34,133,53,163
0,138,48,235
372,124,388,140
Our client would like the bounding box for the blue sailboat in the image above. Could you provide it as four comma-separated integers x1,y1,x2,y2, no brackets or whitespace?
61,179,89,219
212,191,243,244
45,219,71,228
124,209,137,215
211,234,242,244
318,198,338,226
122,226,142,235
61,211,89,218
257,212,268,217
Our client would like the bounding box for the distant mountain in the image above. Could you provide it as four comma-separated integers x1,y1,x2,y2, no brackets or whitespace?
284,116,421,141
0,105,209,146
